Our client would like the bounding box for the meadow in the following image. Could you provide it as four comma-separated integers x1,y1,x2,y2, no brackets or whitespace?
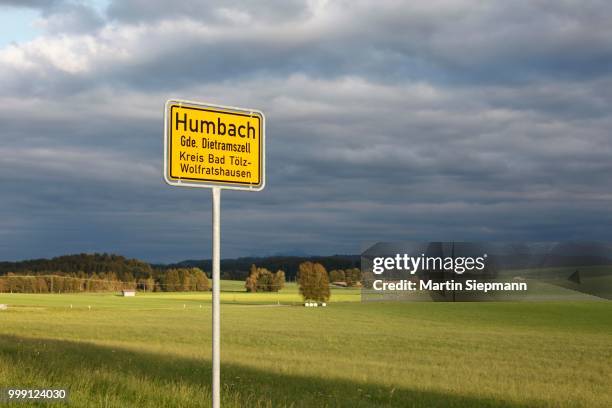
0,281,610,407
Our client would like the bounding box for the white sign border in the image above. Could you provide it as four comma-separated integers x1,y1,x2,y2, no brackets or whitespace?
163,98,266,191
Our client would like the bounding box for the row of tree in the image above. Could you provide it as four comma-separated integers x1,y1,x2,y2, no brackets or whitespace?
166,255,360,281
243,262,332,302
0,253,153,282
0,273,130,293
245,265,286,292
1,253,364,300
1,252,363,286
159,268,210,292
329,268,362,286
0,268,210,293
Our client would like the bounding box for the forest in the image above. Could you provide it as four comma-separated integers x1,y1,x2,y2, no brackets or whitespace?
0,254,208,293
0,253,360,293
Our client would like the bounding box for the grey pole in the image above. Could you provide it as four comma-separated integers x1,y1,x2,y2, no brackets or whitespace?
212,187,221,408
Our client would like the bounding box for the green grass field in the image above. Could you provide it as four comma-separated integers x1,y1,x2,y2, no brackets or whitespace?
0,282,610,407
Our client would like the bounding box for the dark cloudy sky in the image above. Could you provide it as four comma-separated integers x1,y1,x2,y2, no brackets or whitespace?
1,0,611,263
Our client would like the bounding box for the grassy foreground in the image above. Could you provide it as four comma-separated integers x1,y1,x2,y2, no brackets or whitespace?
0,282,610,407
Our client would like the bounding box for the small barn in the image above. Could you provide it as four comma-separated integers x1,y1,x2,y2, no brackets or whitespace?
122,290,136,297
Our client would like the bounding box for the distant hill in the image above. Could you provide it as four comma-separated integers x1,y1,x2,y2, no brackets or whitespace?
1,253,361,282
0,253,153,282
158,255,361,281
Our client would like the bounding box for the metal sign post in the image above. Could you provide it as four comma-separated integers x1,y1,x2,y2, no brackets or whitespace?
211,186,221,408
163,99,265,408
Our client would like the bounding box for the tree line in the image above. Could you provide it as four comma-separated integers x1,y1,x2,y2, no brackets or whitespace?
329,268,362,286
0,253,365,297
0,254,213,293
245,261,346,303
163,254,360,281
0,273,129,293
0,268,209,294
0,253,153,282
158,268,209,292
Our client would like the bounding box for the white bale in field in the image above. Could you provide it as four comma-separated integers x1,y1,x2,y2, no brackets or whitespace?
0,304,7,310
321,302,327,307
313,303,318,307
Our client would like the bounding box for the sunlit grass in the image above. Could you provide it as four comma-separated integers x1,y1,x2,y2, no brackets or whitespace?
0,284,610,407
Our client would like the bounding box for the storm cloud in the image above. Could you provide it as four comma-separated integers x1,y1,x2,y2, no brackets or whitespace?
0,0,611,262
